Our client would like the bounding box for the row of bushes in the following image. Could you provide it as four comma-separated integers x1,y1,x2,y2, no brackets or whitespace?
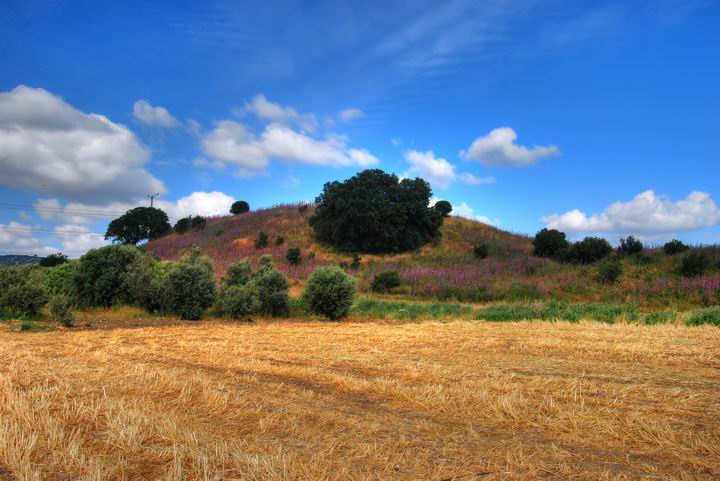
0,245,358,323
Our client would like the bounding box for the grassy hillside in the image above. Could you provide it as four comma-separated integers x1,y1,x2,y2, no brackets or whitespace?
145,204,720,309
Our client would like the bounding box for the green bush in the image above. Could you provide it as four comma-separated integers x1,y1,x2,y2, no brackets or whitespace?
224,259,252,287
2,283,48,318
570,237,612,264
303,266,357,320
230,200,250,215
664,239,689,256
473,243,489,259
44,261,77,297
597,258,622,284
255,232,269,249
275,235,285,246
247,265,289,316
532,228,569,259
173,217,191,234
618,236,643,256
476,304,536,322
350,254,361,270
39,252,69,267
644,311,677,325
686,307,720,326
679,250,711,277
371,271,401,293
434,200,452,217
124,254,168,312
164,249,216,320
49,295,74,327
217,284,259,320
73,245,141,308
286,247,301,265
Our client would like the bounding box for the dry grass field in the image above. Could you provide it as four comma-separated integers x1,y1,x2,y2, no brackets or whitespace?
1,320,718,481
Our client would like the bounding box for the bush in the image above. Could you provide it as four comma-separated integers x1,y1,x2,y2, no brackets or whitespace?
190,216,207,230
286,247,301,265
247,265,289,316
39,252,68,267
679,250,711,277
44,262,77,297
309,169,444,253
217,285,259,320
303,267,357,320
532,229,569,259
49,295,74,327
230,200,250,215
73,245,141,307
597,258,622,284
224,259,252,287
686,307,720,326
255,232,269,249
618,236,643,256
164,249,215,320
434,200,452,217
173,217,190,234
473,243,489,259
2,283,48,317
123,254,167,312
570,237,612,264
664,239,689,256
371,271,401,293
275,236,285,246
350,254,361,270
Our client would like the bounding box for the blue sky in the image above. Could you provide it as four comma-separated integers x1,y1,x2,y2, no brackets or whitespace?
1,0,719,256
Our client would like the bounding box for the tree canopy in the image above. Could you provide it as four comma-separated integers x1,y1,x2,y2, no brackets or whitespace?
105,207,171,245
230,200,250,215
308,169,445,253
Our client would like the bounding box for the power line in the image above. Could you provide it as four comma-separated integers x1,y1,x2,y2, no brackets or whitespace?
0,202,178,220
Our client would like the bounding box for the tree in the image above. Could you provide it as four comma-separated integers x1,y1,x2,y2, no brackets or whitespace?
679,250,711,277
39,252,68,267
73,245,141,307
230,201,250,215
173,217,191,234
309,169,445,253
105,207,171,245
434,200,452,217
286,247,301,265
532,229,569,259
164,248,215,320
618,236,643,256
664,239,689,256
303,267,357,320
571,237,613,264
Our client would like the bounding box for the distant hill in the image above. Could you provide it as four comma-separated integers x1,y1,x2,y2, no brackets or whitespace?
0,254,41,266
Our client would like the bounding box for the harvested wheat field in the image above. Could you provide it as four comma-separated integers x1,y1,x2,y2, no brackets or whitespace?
1,320,718,481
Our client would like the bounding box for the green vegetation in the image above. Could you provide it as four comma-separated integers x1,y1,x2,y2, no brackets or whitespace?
686,307,720,326
164,249,216,320
679,250,712,277
73,244,141,307
286,247,301,265
352,298,475,320
664,239,689,256
532,228,569,260
248,256,289,316
105,207,171,245
618,236,643,256
255,232,269,249
303,266,356,320
230,200,250,215
371,271,401,293
596,258,622,284
39,252,69,267
49,295,74,327
473,243,489,259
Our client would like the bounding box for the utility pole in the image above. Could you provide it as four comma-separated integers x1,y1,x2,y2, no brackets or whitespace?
147,193,160,207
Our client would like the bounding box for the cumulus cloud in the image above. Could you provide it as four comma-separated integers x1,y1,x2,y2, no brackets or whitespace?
339,108,365,122
452,202,502,227
132,99,179,128
543,190,720,238
0,85,165,203
461,127,559,166
236,94,318,132
404,150,494,189
155,191,236,219
0,221,57,256
201,120,378,176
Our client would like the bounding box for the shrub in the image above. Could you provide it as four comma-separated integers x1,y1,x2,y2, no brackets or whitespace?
664,239,689,256
49,295,74,327
39,252,68,267
247,266,289,316
275,236,285,246
255,232,269,249
124,254,167,312
570,237,612,264
371,271,401,293
597,258,622,284
686,307,720,326
473,243,489,259
679,250,711,277
190,216,207,230
532,229,569,259
164,249,215,320
173,217,191,234
44,262,77,297
217,285,259,320
434,200,452,217
350,254,361,270
73,245,141,307
286,247,301,265
105,207,171,245
303,267,357,320
2,284,48,317
618,236,643,256
644,311,677,325
224,259,252,287
230,200,250,215
309,169,444,253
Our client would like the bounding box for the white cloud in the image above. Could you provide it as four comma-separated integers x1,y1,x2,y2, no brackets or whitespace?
132,99,179,128
0,85,166,203
339,108,365,122
201,120,378,176
404,150,494,189
543,190,720,238
461,127,559,166
155,191,236,219
236,94,318,132
53,224,108,254
452,202,502,227
0,221,58,256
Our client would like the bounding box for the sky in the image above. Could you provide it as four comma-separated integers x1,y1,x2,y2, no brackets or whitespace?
1,0,719,257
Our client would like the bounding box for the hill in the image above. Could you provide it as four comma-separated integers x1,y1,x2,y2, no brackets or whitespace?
0,254,41,266
145,204,720,309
